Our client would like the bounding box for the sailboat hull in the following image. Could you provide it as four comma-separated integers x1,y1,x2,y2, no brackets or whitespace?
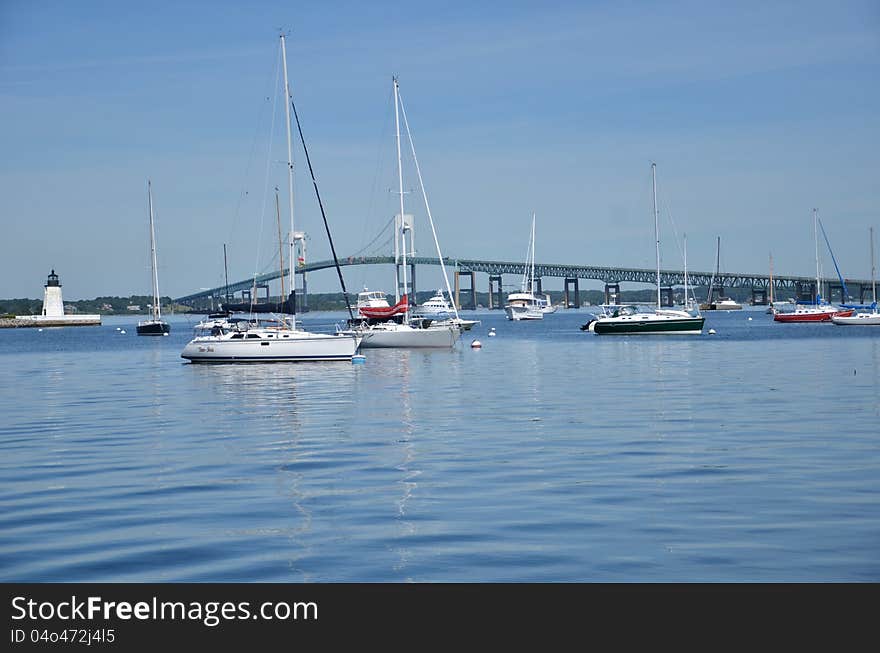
351,324,460,348
136,320,170,336
830,312,880,325
181,331,360,362
773,308,853,323
592,315,705,335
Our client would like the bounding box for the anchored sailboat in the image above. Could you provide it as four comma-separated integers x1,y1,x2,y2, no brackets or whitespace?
583,163,704,335
181,34,360,362
504,213,552,320
700,236,742,310
341,76,459,348
137,180,170,336
773,209,853,323
832,226,880,325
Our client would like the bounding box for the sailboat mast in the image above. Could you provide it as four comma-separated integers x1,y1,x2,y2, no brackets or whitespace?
280,34,296,329
531,213,537,294
708,236,720,305
652,163,660,308
683,233,689,309
813,208,820,304
393,76,409,319
223,243,230,304
147,180,160,321
871,226,876,305
398,92,459,319
768,252,774,305
275,188,285,305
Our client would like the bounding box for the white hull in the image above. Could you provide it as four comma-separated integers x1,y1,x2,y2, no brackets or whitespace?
350,323,459,348
831,312,880,325
181,330,360,362
505,305,543,321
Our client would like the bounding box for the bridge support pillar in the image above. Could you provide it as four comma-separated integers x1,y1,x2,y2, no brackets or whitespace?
534,277,542,295
751,288,768,305
604,282,620,305
563,277,580,308
396,263,417,305
660,286,674,307
828,283,846,304
298,272,308,313
455,270,477,310
795,281,817,303
488,275,503,309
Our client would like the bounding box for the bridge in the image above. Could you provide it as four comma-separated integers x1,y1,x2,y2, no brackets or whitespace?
173,255,874,310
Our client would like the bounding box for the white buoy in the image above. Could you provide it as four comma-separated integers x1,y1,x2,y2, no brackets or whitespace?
116,327,121,331
748,317,753,321
120,330,126,334
488,330,496,337
38,328,43,332
708,328,716,335
471,340,482,348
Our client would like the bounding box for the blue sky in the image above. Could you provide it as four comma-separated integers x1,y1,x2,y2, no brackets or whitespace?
1,0,878,299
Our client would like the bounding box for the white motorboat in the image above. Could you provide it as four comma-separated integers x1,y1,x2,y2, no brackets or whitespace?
413,290,455,319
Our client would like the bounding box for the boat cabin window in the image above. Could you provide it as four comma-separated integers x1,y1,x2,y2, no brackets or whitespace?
246,333,261,339
230,333,244,339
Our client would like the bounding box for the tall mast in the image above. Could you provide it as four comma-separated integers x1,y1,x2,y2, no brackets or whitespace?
871,226,876,306
683,233,689,309
275,188,285,306
768,252,774,305
393,76,409,320
531,213,537,294
652,162,660,308
707,236,720,305
280,34,296,329
223,243,230,304
398,90,459,319
147,180,160,321
813,208,820,304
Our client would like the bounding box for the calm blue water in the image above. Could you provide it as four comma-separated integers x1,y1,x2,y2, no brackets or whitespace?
1,308,878,582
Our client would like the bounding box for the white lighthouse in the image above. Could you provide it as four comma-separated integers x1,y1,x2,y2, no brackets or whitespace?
41,269,65,317
13,269,101,327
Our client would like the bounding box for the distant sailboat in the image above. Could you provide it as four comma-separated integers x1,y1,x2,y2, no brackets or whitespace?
699,236,741,310
504,213,547,321
832,226,880,325
773,209,853,323
583,163,704,335
137,180,170,336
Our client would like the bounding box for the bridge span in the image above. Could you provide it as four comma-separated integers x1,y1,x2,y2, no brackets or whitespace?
173,255,873,309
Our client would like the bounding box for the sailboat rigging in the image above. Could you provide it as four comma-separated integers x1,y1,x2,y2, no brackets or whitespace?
181,33,360,362
773,209,853,323
137,180,170,336
339,76,460,348
582,163,704,335
832,226,880,325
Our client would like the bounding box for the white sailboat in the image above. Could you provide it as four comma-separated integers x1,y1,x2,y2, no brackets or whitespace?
583,163,705,335
181,34,360,362
504,213,545,321
137,180,170,336
342,77,460,348
832,226,880,325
